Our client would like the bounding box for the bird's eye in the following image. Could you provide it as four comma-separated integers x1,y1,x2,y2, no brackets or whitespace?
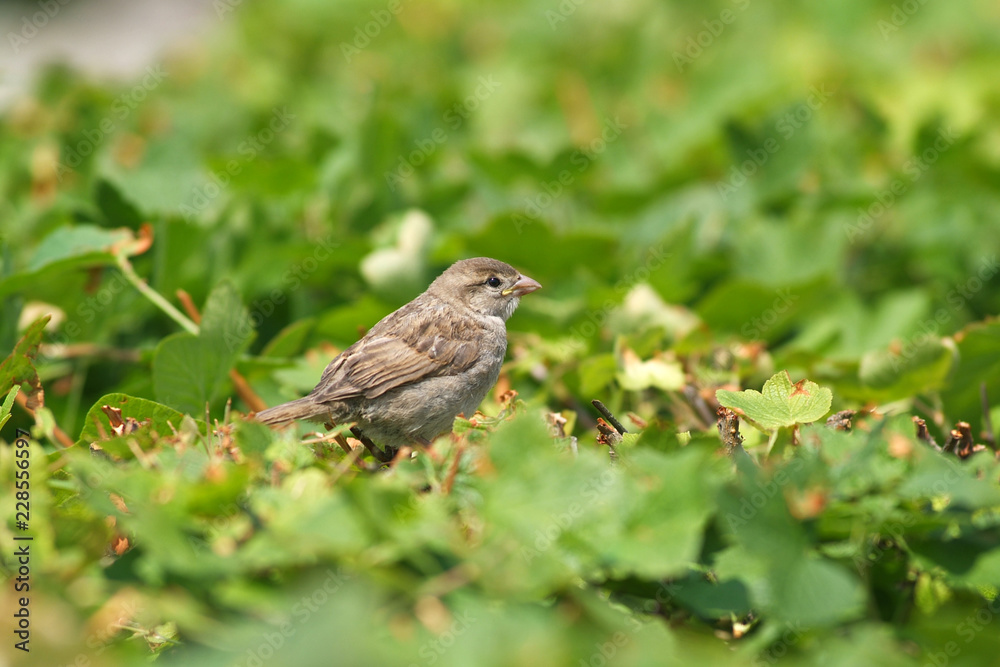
486,276,502,288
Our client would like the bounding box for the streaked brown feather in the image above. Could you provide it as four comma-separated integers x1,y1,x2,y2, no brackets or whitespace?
310,296,486,402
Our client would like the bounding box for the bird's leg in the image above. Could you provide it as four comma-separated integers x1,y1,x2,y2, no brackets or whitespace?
350,426,394,462
389,445,412,466
412,436,444,464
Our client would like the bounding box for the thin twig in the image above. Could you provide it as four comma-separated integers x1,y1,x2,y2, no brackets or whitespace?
945,422,979,459
14,391,74,448
912,397,944,428
716,407,748,461
596,419,621,463
419,562,478,598
913,416,941,451
351,425,394,462
229,369,267,413
115,254,199,335
328,446,364,485
301,430,359,458
332,433,354,455
683,385,715,429
37,343,141,362
592,400,627,435
125,438,155,468
825,410,855,432
442,443,465,494
316,422,356,455
176,289,202,325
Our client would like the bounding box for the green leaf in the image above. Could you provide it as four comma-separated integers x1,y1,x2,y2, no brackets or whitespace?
261,318,316,358
0,385,19,431
591,447,720,579
940,318,1000,439
95,178,144,229
0,314,50,409
696,280,804,343
716,370,832,432
0,225,150,299
578,353,616,396
76,393,187,453
771,557,866,627
153,281,251,415
200,280,255,354
853,338,954,402
153,333,225,416
26,225,133,273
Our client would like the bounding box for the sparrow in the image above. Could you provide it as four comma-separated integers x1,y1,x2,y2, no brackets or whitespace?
255,257,541,457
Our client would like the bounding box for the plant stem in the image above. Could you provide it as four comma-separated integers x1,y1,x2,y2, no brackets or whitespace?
116,255,200,335
765,430,779,458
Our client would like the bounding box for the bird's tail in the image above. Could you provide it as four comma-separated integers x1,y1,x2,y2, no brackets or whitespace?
255,397,320,425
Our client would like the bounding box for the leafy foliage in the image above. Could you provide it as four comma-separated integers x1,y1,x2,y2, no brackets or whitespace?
717,371,832,432
2,1,1000,666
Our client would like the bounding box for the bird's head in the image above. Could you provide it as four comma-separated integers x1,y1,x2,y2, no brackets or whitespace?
430,257,541,321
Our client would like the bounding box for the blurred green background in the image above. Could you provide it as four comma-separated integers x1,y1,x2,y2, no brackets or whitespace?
3,0,1000,432
3,0,1000,665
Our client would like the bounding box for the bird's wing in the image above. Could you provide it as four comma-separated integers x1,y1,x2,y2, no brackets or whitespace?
311,303,483,402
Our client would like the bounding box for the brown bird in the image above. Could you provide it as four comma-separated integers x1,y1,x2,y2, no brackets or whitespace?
255,257,541,458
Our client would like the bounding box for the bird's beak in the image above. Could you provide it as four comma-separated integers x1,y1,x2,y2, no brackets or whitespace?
503,274,542,297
